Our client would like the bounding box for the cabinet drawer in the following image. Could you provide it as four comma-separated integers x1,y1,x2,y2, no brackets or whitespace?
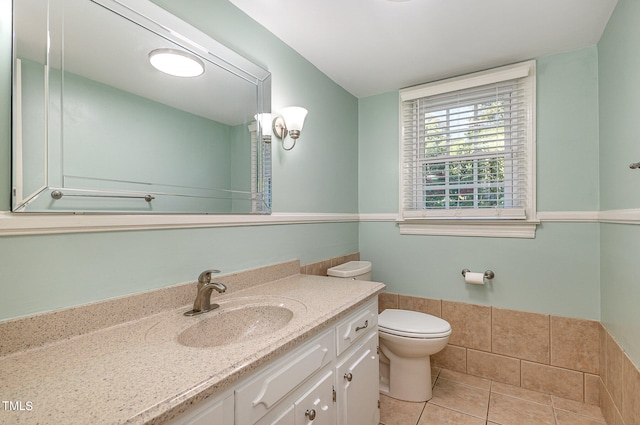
336,300,378,355
235,329,334,425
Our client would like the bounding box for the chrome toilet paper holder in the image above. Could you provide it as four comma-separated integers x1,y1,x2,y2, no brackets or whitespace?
461,269,495,280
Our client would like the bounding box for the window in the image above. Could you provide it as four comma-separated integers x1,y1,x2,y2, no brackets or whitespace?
399,61,537,238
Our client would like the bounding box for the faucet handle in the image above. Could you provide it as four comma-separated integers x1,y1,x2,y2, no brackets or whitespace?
198,269,221,284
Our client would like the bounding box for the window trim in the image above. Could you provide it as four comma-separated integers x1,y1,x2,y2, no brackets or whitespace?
398,61,538,238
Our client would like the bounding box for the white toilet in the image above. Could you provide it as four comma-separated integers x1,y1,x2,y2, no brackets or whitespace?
378,309,451,401
327,261,452,403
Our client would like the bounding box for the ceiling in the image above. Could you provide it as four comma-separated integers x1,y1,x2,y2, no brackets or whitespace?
229,0,618,98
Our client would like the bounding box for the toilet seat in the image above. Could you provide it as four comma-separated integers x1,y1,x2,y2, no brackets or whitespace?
379,309,451,339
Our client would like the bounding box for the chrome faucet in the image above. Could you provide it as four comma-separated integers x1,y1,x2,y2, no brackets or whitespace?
184,269,227,316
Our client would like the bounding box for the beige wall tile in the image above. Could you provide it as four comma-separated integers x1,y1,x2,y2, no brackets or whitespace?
304,260,327,276
552,396,606,421
584,374,600,406
439,368,491,391
551,316,600,374
600,379,616,425
330,255,347,267
600,324,607,386
492,307,550,364
467,349,521,386
554,410,606,425
521,361,584,402
378,292,399,313
398,295,442,317
344,252,361,263
303,253,362,276
622,353,640,425
442,301,491,351
432,344,467,373
329,252,360,267
605,332,624,409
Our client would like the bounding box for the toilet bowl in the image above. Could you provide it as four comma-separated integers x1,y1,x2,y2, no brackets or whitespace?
378,309,451,402
327,261,452,403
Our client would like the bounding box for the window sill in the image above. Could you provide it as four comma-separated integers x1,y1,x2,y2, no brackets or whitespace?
397,219,539,238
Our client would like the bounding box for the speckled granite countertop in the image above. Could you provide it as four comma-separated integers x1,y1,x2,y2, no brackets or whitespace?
0,273,384,425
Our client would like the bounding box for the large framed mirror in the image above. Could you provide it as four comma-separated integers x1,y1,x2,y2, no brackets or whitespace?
12,0,272,214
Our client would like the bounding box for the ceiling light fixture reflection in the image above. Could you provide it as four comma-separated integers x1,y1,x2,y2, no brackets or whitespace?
148,48,204,77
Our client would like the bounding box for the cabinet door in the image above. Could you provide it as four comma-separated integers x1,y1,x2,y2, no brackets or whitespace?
335,332,379,425
293,370,334,425
166,393,234,425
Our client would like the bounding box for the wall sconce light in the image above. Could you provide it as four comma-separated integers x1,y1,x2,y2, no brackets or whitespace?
272,106,308,150
149,48,204,77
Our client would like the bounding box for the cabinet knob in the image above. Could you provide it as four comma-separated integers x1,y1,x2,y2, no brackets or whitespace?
305,409,317,420
344,372,353,382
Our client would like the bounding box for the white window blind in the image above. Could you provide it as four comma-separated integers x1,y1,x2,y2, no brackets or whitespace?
400,61,535,222
249,123,272,213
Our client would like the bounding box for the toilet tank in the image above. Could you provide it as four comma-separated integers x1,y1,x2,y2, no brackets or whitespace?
327,261,372,281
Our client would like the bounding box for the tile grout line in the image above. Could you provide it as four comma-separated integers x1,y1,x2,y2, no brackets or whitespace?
413,400,427,425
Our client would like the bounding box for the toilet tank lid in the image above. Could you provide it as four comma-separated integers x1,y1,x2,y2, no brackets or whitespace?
379,309,451,335
327,261,372,277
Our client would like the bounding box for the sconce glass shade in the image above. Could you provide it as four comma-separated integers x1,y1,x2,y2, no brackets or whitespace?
255,113,273,137
280,107,308,133
149,48,205,77
272,106,308,150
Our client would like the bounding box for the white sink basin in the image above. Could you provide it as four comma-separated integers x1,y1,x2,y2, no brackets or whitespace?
144,296,307,348
178,305,294,348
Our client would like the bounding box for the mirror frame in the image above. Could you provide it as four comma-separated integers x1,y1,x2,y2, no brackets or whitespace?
11,0,272,214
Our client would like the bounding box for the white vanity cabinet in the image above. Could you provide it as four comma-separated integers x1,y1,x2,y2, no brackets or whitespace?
334,301,380,425
166,299,379,425
236,330,335,425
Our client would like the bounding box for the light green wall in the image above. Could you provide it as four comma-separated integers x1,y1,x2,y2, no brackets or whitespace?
598,0,640,212
358,91,399,213
536,48,600,212
598,0,640,365
357,47,602,320
0,223,358,320
0,0,359,321
360,222,600,319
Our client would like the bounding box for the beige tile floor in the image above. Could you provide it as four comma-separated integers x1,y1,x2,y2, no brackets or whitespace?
379,368,606,425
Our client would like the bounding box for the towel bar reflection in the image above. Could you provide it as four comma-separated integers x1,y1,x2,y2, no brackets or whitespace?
51,190,154,202
461,269,495,280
